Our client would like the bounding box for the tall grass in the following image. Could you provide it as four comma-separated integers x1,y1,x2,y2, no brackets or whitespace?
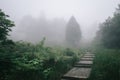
88,49,120,80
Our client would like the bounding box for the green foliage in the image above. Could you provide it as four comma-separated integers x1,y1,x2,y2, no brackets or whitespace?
0,9,14,44
66,16,81,47
95,5,120,49
0,9,82,80
0,39,82,80
89,49,120,80
64,48,75,56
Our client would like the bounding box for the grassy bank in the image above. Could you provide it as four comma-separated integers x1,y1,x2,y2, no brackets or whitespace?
88,49,120,80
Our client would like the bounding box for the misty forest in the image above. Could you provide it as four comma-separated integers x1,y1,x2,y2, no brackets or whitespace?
0,0,120,80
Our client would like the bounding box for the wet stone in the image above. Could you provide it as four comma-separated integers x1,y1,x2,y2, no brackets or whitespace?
63,67,91,79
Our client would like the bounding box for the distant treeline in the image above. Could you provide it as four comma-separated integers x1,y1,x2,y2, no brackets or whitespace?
95,4,120,49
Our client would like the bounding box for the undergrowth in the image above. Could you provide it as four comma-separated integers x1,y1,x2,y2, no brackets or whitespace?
88,49,120,80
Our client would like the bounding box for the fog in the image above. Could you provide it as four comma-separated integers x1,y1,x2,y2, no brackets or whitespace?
0,0,120,45
11,15,66,45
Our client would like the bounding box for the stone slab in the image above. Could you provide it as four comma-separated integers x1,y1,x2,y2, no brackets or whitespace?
80,58,93,61
63,67,91,79
77,61,93,65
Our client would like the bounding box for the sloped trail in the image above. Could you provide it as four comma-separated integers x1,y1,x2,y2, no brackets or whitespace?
61,52,95,80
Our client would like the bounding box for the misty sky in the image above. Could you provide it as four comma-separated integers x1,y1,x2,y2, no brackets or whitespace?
0,0,120,42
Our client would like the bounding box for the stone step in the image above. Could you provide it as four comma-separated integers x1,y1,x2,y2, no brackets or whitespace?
80,58,93,61
84,54,94,56
83,56,95,58
76,61,93,65
75,61,93,68
83,54,94,56
61,53,95,80
62,67,91,80
74,64,91,68
84,54,95,56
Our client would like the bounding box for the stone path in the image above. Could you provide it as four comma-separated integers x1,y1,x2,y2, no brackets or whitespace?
61,52,95,80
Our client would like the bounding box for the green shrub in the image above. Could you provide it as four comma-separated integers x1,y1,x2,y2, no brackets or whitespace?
0,40,82,80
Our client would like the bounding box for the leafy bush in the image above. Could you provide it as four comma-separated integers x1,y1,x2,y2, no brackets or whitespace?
0,40,82,80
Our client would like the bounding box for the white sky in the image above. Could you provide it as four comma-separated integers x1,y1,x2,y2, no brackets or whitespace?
0,0,120,41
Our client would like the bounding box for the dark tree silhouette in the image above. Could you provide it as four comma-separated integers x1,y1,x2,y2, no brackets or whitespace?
0,9,14,44
66,16,81,47
95,5,120,48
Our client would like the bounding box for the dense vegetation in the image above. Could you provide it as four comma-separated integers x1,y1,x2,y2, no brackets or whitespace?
0,40,83,80
89,49,120,80
0,9,83,80
89,4,120,80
